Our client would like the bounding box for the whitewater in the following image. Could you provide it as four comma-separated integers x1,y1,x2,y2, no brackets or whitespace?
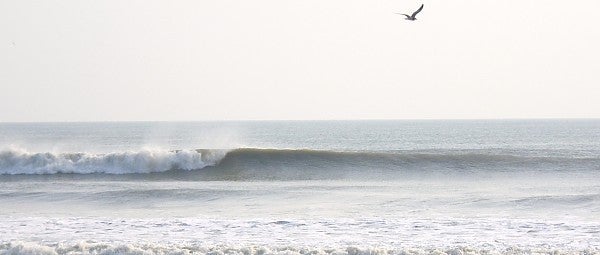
1,120,600,255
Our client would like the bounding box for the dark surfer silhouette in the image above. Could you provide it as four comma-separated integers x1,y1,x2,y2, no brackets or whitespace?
396,4,424,21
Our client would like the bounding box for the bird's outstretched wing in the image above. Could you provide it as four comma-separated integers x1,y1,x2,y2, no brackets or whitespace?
411,4,424,18
395,13,411,19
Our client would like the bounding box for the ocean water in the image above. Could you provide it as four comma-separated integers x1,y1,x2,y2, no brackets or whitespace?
1,120,600,255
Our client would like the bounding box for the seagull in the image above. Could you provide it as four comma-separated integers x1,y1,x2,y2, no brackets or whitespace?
396,4,424,21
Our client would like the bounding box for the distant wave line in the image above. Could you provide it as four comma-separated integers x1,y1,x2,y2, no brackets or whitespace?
1,147,599,175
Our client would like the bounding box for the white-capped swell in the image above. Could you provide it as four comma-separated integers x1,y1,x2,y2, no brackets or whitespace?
0,147,221,175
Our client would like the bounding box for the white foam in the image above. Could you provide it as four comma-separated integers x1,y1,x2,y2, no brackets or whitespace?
0,147,218,174
2,217,599,254
1,241,599,255
0,242,58,255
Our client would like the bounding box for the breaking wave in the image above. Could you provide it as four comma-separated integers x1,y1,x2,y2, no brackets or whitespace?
1,242,599,255
0,147,225,175
1,147,599,175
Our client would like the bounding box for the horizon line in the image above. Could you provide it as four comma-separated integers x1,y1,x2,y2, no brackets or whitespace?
1,117,600,124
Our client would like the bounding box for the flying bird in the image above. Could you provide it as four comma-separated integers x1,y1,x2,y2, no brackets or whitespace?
396,4,424,21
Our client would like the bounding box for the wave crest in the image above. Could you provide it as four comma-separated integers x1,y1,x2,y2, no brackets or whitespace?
0,148,221,175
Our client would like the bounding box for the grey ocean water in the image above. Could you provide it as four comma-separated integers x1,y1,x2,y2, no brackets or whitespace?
1,120,600,254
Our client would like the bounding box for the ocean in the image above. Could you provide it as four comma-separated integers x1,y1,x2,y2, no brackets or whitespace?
1,120,599,254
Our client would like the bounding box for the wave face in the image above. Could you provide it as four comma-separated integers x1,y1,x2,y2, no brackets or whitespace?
1,147,599,176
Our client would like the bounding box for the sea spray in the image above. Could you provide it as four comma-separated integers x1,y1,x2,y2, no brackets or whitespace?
0,147,219,174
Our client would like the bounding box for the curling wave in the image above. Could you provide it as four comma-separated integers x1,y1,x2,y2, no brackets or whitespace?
0,148,225,175
1,147,599,176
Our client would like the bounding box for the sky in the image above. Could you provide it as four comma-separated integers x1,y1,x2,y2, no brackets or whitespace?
1,0,599,121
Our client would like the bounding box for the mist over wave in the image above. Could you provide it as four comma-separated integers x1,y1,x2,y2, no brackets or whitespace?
0,147,225,175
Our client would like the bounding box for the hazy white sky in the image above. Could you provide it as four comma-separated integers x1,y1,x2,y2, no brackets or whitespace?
1,0,599,121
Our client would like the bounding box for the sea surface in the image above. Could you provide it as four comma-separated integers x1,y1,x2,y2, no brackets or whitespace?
1,120,599,254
